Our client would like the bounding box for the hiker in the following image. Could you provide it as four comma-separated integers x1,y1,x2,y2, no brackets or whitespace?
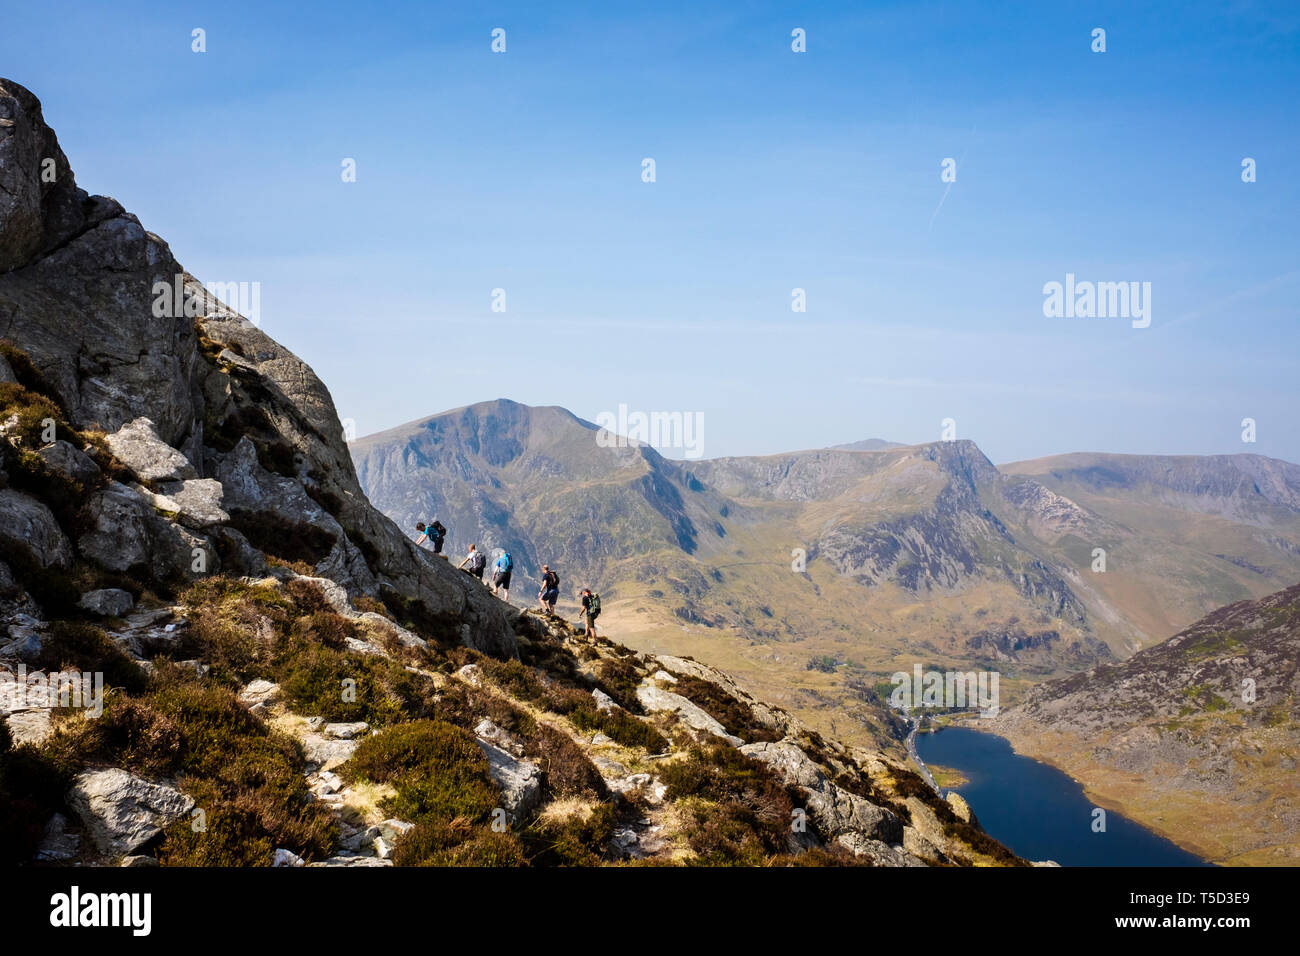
492,551,513,600
415,519,447,556
579,588,601,638
537,564,559,616
458,544,487,580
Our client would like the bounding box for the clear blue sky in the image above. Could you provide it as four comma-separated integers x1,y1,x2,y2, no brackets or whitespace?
5,1,1298,463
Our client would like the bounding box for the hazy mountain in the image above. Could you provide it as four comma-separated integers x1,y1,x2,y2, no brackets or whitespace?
354,404,1300,748
1002,452,1300,649
985,582,1300,864
350,399,732,584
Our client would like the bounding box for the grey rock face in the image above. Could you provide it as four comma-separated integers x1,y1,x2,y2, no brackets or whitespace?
0,77,516,659
0,79,86,273
0,488,72,569
136,478,229,529
67,768,195,858
78,588,134,617
77,482,214,581
36,440,100,484
0,625,42,662
637,680,742,745
475,738,542,824
105,417,198,483
322,721,369,740
740,740,903,845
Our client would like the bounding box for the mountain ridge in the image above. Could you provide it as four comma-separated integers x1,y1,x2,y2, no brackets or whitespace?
982,581,1300,864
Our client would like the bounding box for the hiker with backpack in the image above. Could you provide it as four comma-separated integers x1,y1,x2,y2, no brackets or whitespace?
537,565,559,616
580,588,601,638
492,551,513,600
458,544,487,580
415,519,447,556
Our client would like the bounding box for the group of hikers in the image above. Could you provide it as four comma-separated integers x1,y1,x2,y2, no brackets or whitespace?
414,520,601,637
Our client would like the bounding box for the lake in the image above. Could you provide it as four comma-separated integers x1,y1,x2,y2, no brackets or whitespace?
914,726,1210,866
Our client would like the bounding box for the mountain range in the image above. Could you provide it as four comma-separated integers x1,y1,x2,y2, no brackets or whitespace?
352,399,1300,746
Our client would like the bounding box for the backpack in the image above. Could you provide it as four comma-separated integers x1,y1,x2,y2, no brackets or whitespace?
588,593,601,615
429,520,446,539
470,551,486,571
544,570,559,591
498,552,512,572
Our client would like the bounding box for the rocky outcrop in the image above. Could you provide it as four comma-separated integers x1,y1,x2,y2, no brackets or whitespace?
78,588,134,617
740,740,903,846
475,738,542,824
105,417,198,483
637,679,742,745
37,440,100,484
77,482,214,581
67,769,194,858
0,77,514,658
0,489,72,569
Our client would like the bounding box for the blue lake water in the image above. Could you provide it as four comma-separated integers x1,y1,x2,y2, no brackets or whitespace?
914,726,1210,866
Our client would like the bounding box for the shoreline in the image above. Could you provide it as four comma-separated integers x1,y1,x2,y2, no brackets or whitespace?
924,722,1215,865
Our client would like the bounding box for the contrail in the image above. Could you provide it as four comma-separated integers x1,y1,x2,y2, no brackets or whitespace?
927,127,976,234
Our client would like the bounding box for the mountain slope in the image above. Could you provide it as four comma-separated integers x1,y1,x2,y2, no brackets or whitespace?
351,399,732,582
1002,452,1300,648
984,582,1300,864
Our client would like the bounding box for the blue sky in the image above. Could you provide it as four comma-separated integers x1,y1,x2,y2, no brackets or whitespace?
5,0,1298,463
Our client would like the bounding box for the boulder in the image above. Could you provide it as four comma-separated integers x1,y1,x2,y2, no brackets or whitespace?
592,688,619,713
1,625,43,663
37,440,100,484
323,721,369,740
903,824,949,865
740,740,904,845
238,679,282,708
299,732,358,770
0,489,72,570
945,791,978,826
136,478,229,529
67,768,194,857
77,482,215,581
208,526,268,577
654,654,788,734
836,832,927,866
636,682,741,745
475,738,541,824
308,854,392,867
78,588,134,617
475,718,524,757
5,707,52,745
103,417,197,483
